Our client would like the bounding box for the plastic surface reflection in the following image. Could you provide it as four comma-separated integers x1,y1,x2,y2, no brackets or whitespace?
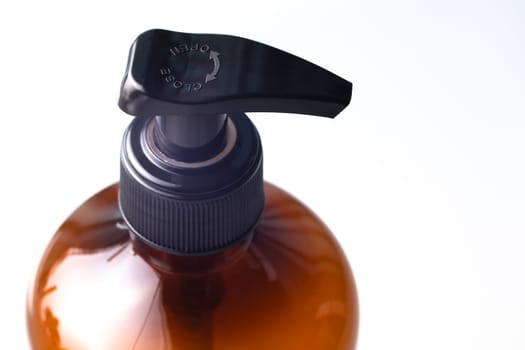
27,183,358,350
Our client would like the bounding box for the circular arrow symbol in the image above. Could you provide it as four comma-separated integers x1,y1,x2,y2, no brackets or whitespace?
205,51,221,83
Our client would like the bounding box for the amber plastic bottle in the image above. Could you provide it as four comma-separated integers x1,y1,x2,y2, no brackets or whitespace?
27,183,358,350
27,29,358,349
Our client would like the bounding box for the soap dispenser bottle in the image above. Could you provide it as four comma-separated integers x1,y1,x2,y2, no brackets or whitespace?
27,29,358,350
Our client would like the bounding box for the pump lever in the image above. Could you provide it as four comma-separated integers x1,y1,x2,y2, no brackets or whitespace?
118,29,352,119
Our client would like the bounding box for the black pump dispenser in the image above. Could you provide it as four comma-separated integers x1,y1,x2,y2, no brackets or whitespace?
118,29,352,255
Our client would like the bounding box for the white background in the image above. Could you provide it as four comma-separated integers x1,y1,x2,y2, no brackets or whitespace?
1,0,524,349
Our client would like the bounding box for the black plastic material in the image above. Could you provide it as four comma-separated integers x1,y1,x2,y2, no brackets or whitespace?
117,29,352,255
119,114,263,255
119,29,352,119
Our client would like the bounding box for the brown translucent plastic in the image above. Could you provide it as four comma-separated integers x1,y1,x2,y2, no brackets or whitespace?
27,182,358,350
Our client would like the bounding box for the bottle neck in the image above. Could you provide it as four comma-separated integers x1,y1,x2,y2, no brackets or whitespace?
130,230,255,276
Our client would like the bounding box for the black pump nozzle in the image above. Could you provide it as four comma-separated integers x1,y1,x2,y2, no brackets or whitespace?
118,29,352,159
119,29,352,118
118,29,352,255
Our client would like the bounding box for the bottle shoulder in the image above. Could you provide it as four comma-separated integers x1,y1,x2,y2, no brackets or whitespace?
27,183,358,350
